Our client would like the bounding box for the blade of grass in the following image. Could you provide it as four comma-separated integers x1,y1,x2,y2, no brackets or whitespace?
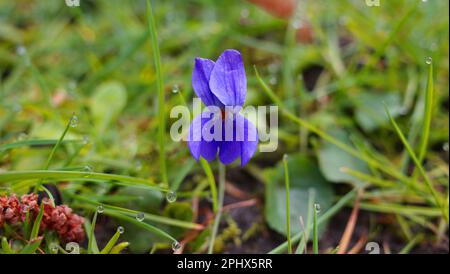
358,202,442,217
110,242,130,254
34,115,75,193
19,239,42,254
70,193,203,230
96,206,176,242
312,202,319,254
1,237,14,254
87,211,99,254
414,62,434,175
208,163,225,254
399,234,423,254
30,203,45,240
269,189,357,254
384,105,447,222
283,155,292,254
100,229,122,254
146,0,168,188
295,189,315,254
200,158,218,213
0,139,83,153
0,170,168,193
254,67,412,187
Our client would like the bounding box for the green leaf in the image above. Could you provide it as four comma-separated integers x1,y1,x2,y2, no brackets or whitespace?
100,230,122,254
318,128,370,186
19,239,42,254
87,211,99,254
355,92,402,132
30,203,45,240
90,81,127,132
265,154,334,237
1,237,14,254
110,242,130,254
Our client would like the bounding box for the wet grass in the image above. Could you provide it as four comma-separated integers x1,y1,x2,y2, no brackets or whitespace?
0,0,448,254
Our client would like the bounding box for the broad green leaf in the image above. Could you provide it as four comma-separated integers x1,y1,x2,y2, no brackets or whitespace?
354,92,402,132
265,154,334,237
19,239,42,254
318,128,370,186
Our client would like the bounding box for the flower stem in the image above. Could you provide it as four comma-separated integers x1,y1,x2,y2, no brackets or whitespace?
208,163,226,254
283,155,292,254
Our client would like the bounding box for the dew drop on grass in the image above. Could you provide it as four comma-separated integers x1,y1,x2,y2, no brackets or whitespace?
240,9,249,19
70,114,79,128
83,165,93,177
425,56,432,65
97,205,104,214
117,226,125,234
136,212,145,222
269,76,277,85
172,241,181,251
82,135,90,145
166,191,177,203
314,203,321,213
16,45,26,56
172,84,180,93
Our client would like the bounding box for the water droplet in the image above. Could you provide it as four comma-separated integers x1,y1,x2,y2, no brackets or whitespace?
172,241,181,251
240,9,249,19
97,205,104,214
83,165,93,177
82,135,90,145
67,81,77,91
117,226,125,234
314,203,321,213
269,77,277,85
16,45,26,56
136,212,145,222
425,57,432,65
292,19,302,29
70,114,78,128
398,106,409,116
17,133,28,141
172,84,180,93
166,191,177,203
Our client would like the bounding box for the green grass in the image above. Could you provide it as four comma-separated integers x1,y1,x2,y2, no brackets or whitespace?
0,0,448,254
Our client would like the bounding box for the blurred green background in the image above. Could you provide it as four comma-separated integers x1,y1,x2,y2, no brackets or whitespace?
0,0,448,254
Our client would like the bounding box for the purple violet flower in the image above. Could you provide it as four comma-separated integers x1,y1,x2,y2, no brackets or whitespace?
188,49,258,166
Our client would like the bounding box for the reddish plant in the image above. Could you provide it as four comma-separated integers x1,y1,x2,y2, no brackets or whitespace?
0,193,85,243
